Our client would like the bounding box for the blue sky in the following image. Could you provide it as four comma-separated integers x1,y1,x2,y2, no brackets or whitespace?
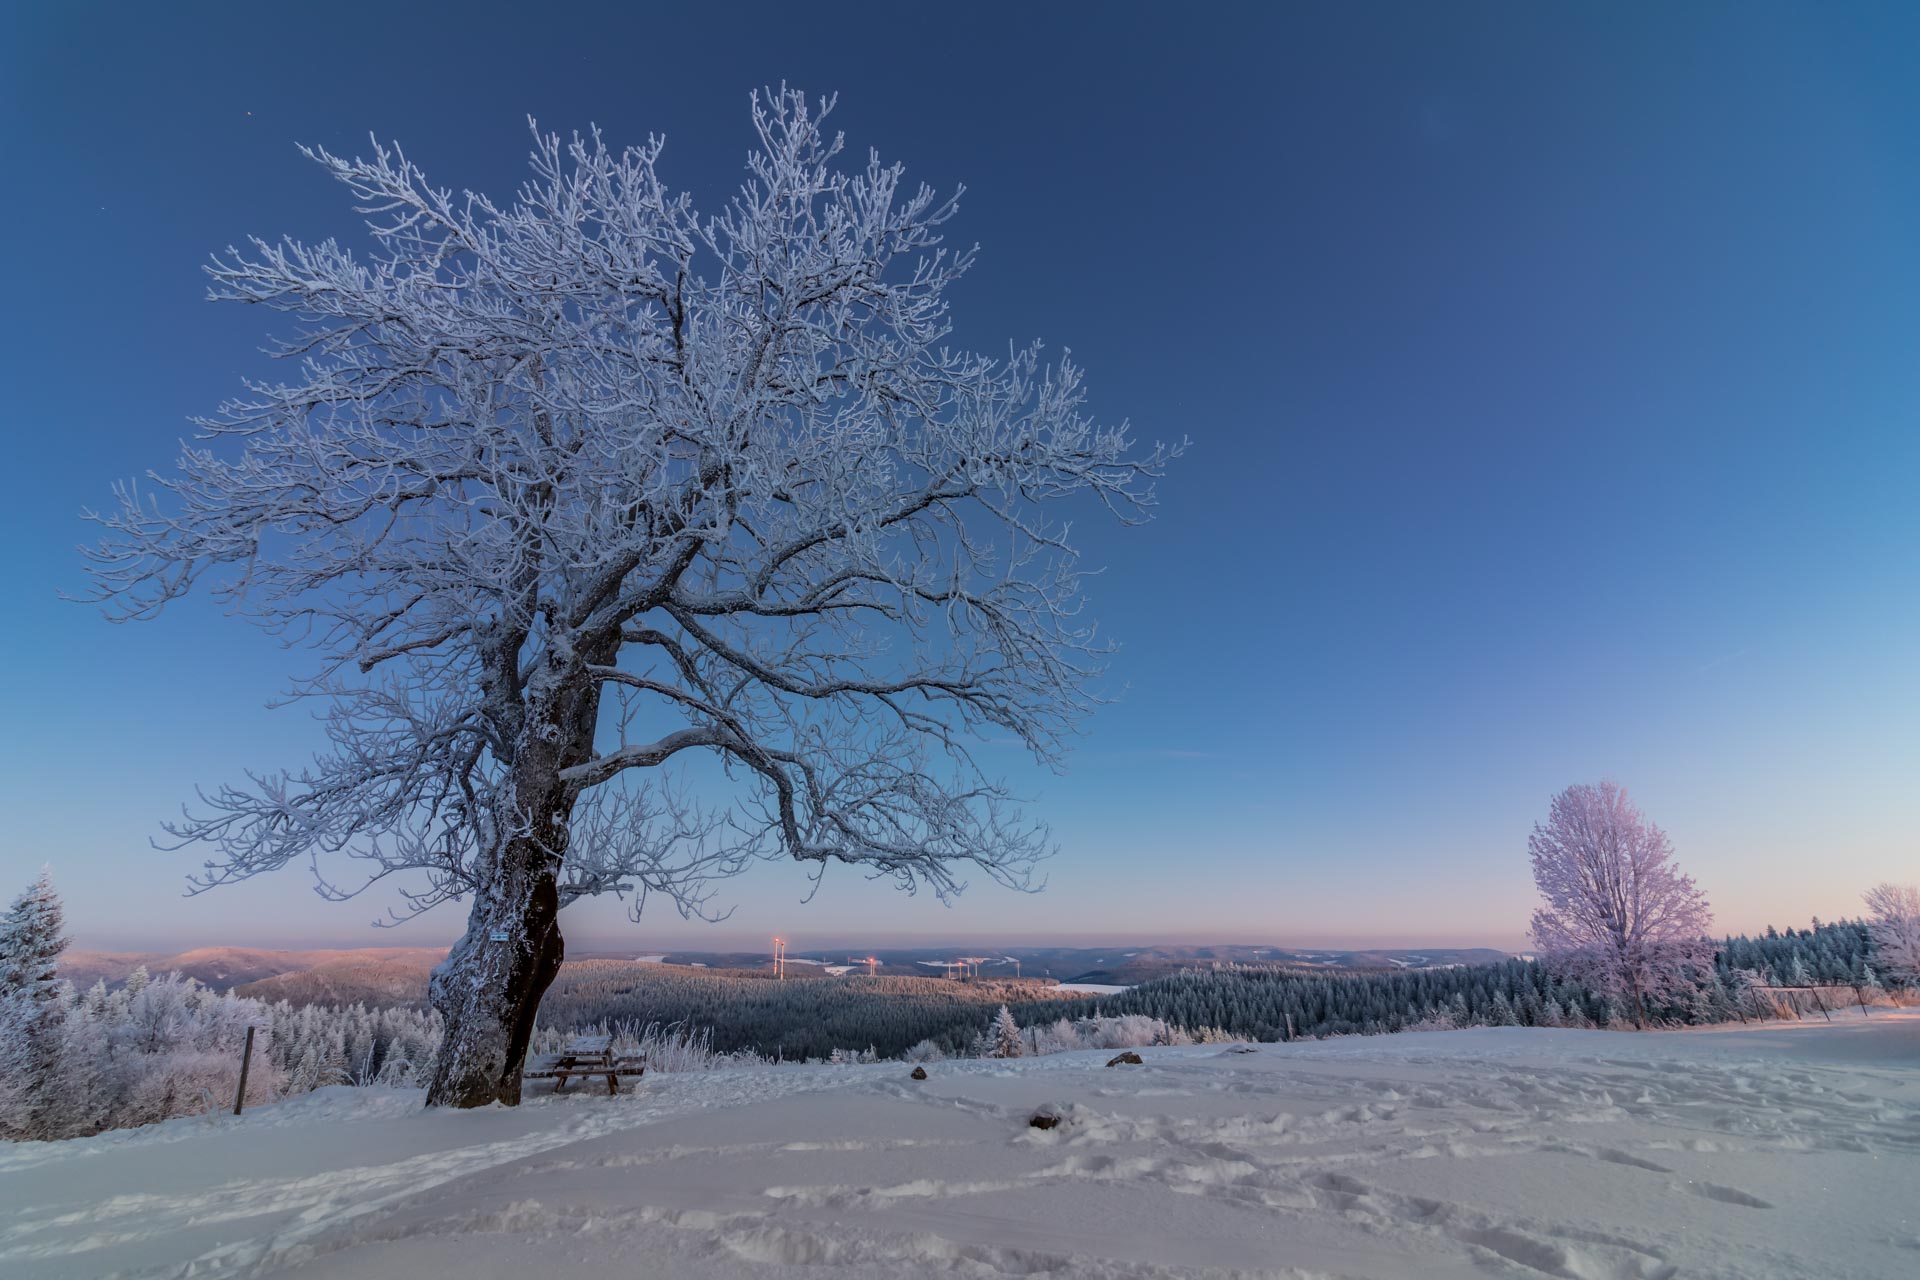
3,2,1916,953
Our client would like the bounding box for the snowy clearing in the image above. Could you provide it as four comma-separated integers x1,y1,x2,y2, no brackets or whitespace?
3,1013,1916,1279
1053,982,1133,994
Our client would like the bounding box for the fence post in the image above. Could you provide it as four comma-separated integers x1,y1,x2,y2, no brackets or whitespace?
233,1025,256,1116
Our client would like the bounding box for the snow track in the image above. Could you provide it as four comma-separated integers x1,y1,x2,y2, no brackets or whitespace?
3,1014,1916,1278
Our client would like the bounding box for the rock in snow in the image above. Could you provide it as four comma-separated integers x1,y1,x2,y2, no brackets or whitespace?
3,1012,1918,1278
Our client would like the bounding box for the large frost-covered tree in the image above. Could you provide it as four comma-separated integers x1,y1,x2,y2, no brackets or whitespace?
1862,883,1920,986
1527,782,1713,1028
82,90,1174,1108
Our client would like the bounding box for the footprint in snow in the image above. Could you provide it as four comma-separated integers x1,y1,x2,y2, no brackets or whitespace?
1687,1181,1773,1209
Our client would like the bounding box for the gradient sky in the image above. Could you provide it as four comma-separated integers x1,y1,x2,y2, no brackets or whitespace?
3,2,1917,954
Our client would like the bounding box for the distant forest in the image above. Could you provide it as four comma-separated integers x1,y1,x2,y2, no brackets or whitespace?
540,962,1057,1061
1003,919,1883,1047
540,919,1895,1059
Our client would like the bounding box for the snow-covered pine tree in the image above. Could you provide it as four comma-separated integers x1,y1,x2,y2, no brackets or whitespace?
291,1042,322,1094
348,1024,375,1086
1686,981,1718,1026
990,1005,1025,1058
55,991,112,1136
0,870,71,1140
320,1033,350,1088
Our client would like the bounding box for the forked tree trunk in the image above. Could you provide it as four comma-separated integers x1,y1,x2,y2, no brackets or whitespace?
426,647,610,1108
425,834,567,1108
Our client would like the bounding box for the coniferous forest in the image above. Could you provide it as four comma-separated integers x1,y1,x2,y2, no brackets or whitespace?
543,919,1896,1059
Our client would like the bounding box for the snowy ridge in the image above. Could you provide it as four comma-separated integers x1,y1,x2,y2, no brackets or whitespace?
3,1014,1917,1278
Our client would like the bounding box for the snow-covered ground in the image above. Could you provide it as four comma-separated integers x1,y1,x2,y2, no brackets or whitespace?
4,1013,1917,1279
1053,982,1132,994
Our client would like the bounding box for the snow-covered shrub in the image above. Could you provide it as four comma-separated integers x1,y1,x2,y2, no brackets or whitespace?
1402,1011,1458,1034
529,1019,767,1075
903,1039,946,1062
824,1045,879,1065
971,1011,1196,1059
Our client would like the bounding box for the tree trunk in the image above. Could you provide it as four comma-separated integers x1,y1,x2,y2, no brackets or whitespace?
425,835,566,1108
426,638,612,1108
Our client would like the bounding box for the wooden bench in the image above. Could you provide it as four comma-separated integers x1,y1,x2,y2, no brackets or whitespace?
523,1034,647,1095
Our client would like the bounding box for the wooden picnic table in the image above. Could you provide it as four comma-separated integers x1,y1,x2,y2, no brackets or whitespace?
523,1034,647,1094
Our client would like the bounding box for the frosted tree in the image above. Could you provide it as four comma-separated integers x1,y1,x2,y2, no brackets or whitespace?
81,89,1175,1108
376,1045,416,1088
0,870,70,1139
1527,782,1713,1028
1863,883,1920,983
1862,883,1920,987
989,1004,1025,1058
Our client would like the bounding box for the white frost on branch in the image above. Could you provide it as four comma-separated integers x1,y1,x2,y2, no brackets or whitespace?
82,89,1177,925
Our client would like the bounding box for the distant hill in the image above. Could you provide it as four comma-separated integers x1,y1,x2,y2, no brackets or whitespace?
61,946,447,994
563,944,1517,987
232,949,449,1006
1027,945,1514,986
59,941,1513,1006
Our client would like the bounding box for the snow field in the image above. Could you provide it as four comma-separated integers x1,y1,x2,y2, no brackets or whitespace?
2,1012,1916,1279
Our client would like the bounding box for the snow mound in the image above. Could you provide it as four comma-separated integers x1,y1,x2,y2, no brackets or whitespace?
4,1013,1918,1278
